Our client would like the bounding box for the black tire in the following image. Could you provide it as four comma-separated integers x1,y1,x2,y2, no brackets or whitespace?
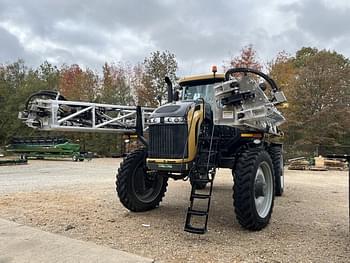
116,149,168,212
269,145,284,196
233,149,275,230
72,155,78,162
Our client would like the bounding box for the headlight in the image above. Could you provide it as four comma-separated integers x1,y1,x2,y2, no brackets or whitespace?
148,117,161,124
164,117,186,123
148,116,186,124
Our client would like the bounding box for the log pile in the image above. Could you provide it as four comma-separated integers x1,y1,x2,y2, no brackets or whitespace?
288,156,348,171
288,158,310,170
314,156,348,171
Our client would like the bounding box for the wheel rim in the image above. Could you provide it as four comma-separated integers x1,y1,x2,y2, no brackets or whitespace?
132,161,164,203
280,174,284,190
280,157,284,190
254,161,273,218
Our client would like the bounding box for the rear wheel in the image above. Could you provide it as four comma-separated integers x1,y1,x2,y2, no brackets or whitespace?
116,149,168,212
233,149,274,230
269,145,284,196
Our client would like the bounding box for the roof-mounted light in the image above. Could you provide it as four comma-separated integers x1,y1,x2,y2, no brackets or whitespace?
212,65,217,78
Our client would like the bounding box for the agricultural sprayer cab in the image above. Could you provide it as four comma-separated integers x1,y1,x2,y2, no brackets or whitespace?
19,67,287,234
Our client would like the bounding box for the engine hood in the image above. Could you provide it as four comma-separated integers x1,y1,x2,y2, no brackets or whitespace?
150,101,195,118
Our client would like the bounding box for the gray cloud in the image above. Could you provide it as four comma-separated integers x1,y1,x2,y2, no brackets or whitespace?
285,0,350,40
0,0,349,75
0,27,26,62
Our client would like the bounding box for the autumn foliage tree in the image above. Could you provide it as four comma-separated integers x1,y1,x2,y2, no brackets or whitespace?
0,60,28,144
267,52,298,144
137,50,178,107
0,60,62,144
130,63,148,106
268,47,350,146
100,63,134,105
224,45,263,71
2,47,349,156
292,48,350,145
36,61,60,90
59,64,98,101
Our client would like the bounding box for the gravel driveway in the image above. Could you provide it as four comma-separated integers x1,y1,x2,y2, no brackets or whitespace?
0,159,348,262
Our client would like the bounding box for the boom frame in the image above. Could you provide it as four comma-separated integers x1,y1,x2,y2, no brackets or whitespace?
19,98,154,134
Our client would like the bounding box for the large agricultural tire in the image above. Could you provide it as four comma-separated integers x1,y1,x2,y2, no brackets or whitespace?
233,149,275,231
269,145,284,196
116,149,168,212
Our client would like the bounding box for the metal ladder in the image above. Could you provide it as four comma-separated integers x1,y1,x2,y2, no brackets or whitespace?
184,133,219,234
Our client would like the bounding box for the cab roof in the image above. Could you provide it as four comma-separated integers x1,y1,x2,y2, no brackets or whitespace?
178,73,225,86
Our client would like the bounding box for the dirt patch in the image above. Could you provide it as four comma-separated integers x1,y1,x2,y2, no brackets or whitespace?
0,160,349,262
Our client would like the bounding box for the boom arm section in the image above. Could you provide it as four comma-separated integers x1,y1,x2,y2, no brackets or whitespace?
19,92,154,134
215,68,287,135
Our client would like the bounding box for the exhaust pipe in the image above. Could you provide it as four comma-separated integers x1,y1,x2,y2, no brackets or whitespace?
165,76,173,103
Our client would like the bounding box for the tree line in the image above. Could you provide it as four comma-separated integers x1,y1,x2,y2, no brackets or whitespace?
0,51,177,155
0,46,349,156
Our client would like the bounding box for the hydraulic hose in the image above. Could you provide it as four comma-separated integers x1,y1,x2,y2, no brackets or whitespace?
25,90,66,110
224,67,279,92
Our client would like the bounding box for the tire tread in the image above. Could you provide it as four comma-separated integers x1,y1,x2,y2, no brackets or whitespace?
233,148,274,230
116,149,168,212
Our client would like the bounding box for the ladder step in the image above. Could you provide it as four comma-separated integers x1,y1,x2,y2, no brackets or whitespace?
191,193,210,199
192,178,211,183
184,142,218,234
187,209,207,216
184,225,206,234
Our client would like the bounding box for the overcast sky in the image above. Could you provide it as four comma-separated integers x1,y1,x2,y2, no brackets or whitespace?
0,0,349,75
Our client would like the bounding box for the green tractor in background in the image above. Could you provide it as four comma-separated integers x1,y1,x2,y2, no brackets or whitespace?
6,137,84,161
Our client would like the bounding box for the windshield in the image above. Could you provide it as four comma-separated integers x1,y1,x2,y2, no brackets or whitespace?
182,84,216,106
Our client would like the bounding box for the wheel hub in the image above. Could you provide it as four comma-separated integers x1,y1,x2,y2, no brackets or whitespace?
254,175,266,197
132,166,163,203
254,162,273,218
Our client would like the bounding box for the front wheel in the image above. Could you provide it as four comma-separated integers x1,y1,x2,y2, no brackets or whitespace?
116,149,168,212
233,149,275,230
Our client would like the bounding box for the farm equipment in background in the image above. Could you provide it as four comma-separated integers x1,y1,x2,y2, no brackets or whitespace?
0,157,27,166
287,156,349,171
19,67,287,234
5,136,85,161
287,157,310,170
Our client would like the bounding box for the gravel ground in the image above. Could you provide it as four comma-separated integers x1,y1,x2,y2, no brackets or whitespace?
0,159,349,262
